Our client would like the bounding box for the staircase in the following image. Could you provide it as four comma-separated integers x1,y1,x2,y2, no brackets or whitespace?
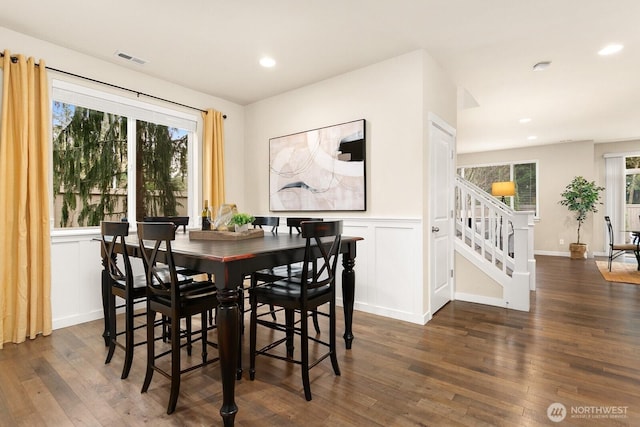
454,176,535,311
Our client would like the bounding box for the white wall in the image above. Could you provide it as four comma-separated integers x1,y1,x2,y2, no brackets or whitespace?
245,50,456,323
244,50,426,217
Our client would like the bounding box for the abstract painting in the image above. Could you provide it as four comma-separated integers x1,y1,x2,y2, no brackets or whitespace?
269,119,366,211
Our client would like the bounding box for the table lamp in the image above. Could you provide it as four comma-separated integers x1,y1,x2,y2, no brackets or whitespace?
491,181,515,203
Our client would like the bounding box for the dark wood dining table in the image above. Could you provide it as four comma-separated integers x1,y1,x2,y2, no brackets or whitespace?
625,230,640,270
99,230,362,426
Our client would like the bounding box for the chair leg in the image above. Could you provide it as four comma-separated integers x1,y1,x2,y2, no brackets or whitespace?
329,300,341,376
201,312,208,364
141,308,156,393
121,295,135,379
186,317,192,356
162,315,169,342
300,310,312,401
167,313,181,415
285,309,295,359
104,292,116,365
249,293,258,381
312,310,320,335
237,307,243,380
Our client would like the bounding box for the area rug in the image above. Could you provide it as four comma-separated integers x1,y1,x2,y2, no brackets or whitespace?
595,260,640,285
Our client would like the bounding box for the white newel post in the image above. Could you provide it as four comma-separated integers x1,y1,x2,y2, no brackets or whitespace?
506,212,531,311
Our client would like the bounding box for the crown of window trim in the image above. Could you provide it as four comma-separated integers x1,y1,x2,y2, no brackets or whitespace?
0,51,227,119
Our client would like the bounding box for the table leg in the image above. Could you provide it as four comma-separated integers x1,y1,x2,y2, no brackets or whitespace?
341,252,356,349
217,287,239,426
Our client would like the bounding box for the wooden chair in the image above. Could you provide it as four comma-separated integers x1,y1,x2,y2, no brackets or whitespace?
241,216,281,324
101,221,147,379
249,220,342,401
143,216,202,277
252,216,280,234
287,217,323,235
143,216,189,232
604,215,640,271
251,217,324,333
137,222,220,414
143,215,213,331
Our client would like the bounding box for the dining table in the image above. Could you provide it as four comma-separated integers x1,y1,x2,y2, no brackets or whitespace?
625,230,640,270
99,229,362,426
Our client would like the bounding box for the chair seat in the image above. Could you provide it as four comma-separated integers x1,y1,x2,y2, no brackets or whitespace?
152,280,217,305
612,243,639,251
253,264,302,282
114,271,193,292
251,279,331,303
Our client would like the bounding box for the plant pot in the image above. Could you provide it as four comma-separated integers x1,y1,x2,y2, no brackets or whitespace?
234,223,249,233
569,243,587,260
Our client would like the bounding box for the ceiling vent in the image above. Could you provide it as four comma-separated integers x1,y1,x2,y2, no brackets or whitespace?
114,50,147,65
532,61,551,71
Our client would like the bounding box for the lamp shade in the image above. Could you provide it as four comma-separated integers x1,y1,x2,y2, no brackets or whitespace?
491,181,515,197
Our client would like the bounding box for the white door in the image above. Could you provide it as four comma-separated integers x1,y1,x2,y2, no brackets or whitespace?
429,115,455,315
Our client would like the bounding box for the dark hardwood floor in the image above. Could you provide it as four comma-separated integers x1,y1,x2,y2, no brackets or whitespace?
1,255,639,426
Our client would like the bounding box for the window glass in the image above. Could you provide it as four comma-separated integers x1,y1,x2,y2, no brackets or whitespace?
514,163,536,212
52,102,128,227
625,156,640,231
51,81,196,229
136,120,189,220
625,156,640,204
460,165,509,193
458,161,538,216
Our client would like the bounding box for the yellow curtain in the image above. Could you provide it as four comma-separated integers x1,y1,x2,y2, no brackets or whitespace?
0,50,52,349
202,109,225,213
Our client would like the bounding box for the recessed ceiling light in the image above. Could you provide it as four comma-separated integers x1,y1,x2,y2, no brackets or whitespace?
598,44,623,56
259,57,276,68
527,135,537,140
533,61,551,71
519,118,532,124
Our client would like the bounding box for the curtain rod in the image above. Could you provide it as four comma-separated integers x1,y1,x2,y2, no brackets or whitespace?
1,51,227,119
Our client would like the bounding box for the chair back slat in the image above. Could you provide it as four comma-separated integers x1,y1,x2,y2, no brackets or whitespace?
253,216,280,234
137,222,179,298
300,220,342,292
287,217,323,235
605,216,614,246
143,216,189,232
101,221,132,286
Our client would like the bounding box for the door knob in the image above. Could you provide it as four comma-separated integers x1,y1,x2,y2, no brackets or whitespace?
431,226,440,233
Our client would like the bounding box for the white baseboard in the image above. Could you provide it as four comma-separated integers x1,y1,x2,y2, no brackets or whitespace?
454,292,506,309
53,310,103,330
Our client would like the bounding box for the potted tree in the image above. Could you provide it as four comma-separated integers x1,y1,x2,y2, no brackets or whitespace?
559,176,604,259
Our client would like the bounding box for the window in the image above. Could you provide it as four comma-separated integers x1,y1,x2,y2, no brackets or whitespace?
458,161,538,216
51,80,197,228
625,156,640,230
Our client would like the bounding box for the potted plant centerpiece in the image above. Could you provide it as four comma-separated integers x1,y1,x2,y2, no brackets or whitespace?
559,176,604,259
230,213,255,233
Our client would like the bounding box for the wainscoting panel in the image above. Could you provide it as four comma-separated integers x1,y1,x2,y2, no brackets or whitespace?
339,218,425,324
51,218,426,330
51,235,103,329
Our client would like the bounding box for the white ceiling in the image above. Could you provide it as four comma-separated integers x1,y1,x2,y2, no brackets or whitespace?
1,0,639,153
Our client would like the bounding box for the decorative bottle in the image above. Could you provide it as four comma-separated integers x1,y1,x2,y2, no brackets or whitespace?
201,200,211,230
